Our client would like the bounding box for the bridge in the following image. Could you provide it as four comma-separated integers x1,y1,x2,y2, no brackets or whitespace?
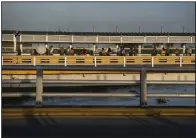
2,30,195,56
2,31,195,44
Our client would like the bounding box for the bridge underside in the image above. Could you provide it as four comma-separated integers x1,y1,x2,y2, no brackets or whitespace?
2,73,195,87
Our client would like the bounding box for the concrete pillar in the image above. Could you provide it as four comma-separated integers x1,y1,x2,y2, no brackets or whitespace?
140,69,147,106
36,69,43,105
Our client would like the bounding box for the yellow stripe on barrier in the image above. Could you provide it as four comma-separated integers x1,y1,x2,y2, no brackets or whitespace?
2,107,196,117
2,56,195,66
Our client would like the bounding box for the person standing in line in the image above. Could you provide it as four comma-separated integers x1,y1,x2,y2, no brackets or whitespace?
129,47,133,56
70,47,75,56
133,47,137,56
151,47,157,56
165,47,170,56
116,47,121,56
101,48,107,56
121,47,126,56
185,48,189,56
59,46,65,56
81,48,87,56
160,47,166,56
189,47,192,56
107,48,112,56
175,48,180,56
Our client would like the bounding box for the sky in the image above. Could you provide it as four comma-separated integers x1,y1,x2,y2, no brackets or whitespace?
1,2,195,32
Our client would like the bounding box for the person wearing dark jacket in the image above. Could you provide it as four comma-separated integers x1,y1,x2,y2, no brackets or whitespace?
59,47,65,56
151,48,157,56
129,47,133,56
165,48,170,56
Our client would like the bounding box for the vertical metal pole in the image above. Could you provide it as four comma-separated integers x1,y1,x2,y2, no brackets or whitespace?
139,26,141,33
13,34,16,53
33,56,36,66
161,25,163,33
2,56,3,65
140,69,147,106
180,56,182,67
183,44,186,55
138,44,141,56
36,69,43,105
182,26,185,33
94,56,97,67
123,56,126,67
151,56,154,67
71,35,73,43
45,33,48,48
93,44,96,56
65,56,67,66
20,35,23,53
116,25,118,33
96,35,98,43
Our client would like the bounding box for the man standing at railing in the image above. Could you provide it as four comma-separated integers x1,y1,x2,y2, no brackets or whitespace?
175,48,180,56
189,47,192,56
160,47,166,56
151,47,157,56
133,47,138,56
59,47,65,56
165,47,170,56
129,47,133,56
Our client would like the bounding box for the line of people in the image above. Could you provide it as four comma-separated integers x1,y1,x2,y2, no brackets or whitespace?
151,47,192,56
30,46,193,56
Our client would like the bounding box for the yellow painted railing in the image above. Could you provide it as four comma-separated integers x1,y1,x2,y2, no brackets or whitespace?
2,56,195,66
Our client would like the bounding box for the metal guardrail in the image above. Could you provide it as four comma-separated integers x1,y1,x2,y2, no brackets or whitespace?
2,56,195,67
2,34,195,43
2,92,195,98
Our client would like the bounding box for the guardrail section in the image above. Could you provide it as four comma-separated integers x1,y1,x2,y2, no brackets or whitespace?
2,56,195,66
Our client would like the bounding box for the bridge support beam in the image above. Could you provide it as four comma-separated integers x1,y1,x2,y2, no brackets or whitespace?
140,69,147,106
36,69,43,105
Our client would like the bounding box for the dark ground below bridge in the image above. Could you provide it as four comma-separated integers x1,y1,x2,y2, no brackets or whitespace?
2,117,196,138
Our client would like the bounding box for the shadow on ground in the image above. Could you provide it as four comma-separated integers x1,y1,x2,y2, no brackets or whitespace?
2,116,196,138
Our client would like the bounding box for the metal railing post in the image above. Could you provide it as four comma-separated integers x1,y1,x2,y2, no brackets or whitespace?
180,56,182,67
36,69,43,105
94,56,97,67
33,56,36,66
140,69,147,106
65,56,67,66
151,56,154,67
123,56,126,67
